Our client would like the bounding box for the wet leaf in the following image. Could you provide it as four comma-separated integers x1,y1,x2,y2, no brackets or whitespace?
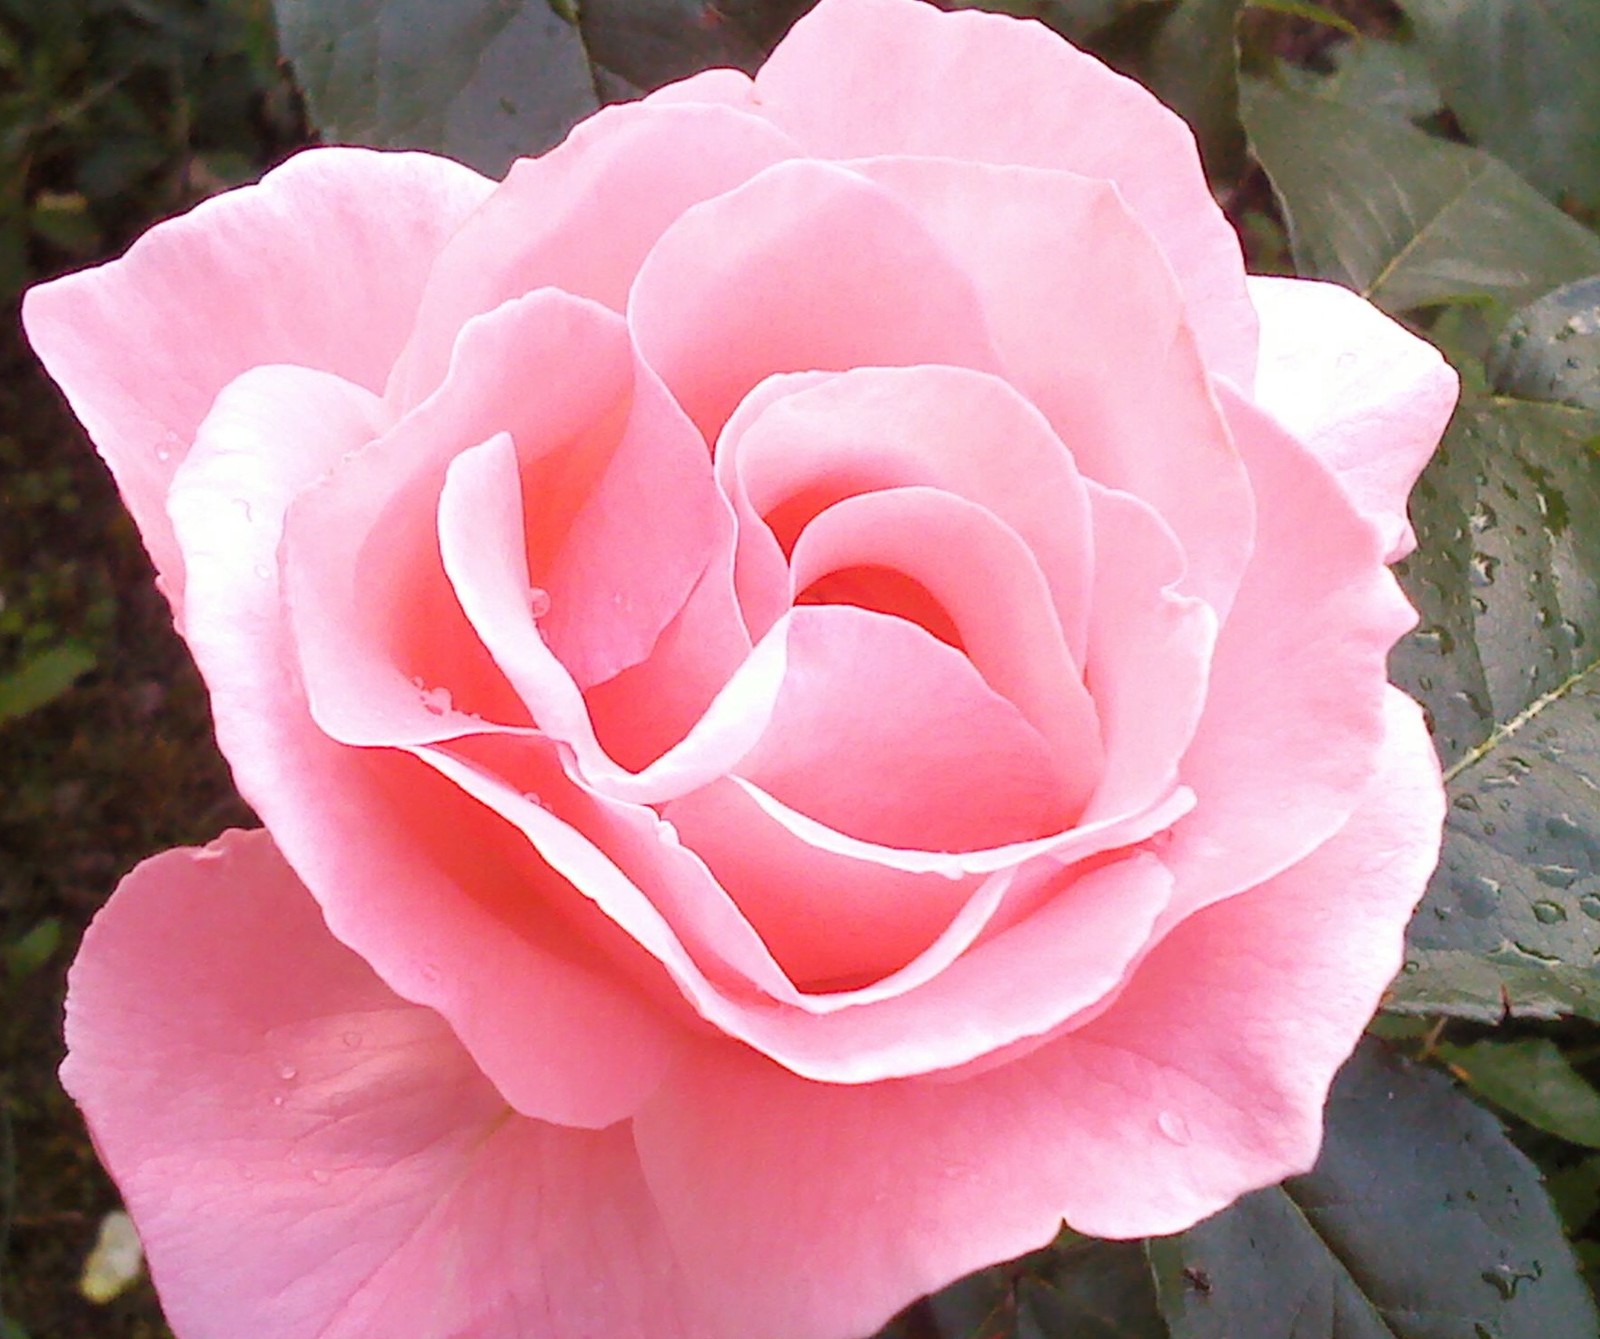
1392,0,1600,210
271,0,818,173
1148,1041,1597,1338
1387,398,1600,1023
1241,79,1600,315
1489,276,1600,414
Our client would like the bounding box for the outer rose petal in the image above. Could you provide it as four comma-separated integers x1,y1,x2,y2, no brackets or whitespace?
21,148,491,610
390,101,800,406
855,156,1254,618
1160,384,1417,925
170,359,684,1130
632,692,1443,1339
63,831,697,1339
748,0,1258,388
628,159,1003,441
1248,275,1460,559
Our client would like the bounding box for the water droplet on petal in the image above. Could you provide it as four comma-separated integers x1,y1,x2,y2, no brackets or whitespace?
277,1063,298,1081
308,1168,332,1185
1532,899,1569,923
341,1031,363,1050
1157,1110,1191,1144
528,586,552,619
231,497,253,524
420,685,452,715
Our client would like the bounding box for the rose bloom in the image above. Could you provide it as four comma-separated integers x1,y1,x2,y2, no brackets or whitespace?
26,0,1457,1335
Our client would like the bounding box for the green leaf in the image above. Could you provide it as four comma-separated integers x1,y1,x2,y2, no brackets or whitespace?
1544,1153,1600,1232
1438,1038,1600,1148
1147,0,1242,181
1392,0,1600,210
0,642,95,723
270,0,601,175
1244,0,1356,36
1385,398,1600,1023
1489,276,1600,413
1148,1041,1598,1338
3,917,63,981
1019,1241,1168,1338
1241,79,1600,314
1311,37,1442,124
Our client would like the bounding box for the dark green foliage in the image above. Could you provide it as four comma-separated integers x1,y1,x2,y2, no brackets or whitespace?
1148,1042,1598,1338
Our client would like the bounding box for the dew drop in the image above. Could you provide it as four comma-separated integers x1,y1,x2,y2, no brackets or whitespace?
1157,1110,1192,1145
1534,866,1579,892
252,562,272,581
420,685,453,715
1402,959,1421,975
341,1031,363,1050
1468,554,1499,588
271,1095,285,1108
308,1169,332,1185
1457,877,1500,919
420,962,442,984
231,497,254,524
277,1063,298,1081
528,586,552,619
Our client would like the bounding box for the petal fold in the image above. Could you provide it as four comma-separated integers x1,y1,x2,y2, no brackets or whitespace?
64,831,697,1339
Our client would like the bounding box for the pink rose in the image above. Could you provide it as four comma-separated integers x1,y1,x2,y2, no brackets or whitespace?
27,0,1457,1335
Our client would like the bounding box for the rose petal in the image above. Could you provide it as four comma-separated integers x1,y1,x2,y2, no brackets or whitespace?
734,604,1070,851
288,286,727,755
412,738,1180,1086
632,693,1441,1338
663,778,990,989
858,156,1254,616
1248,275,1459,559
790,486,1102,811
1079,482,1216,825
390,101,799,406
63,831,697,1339
628,159,1003,442
717,364,1096,661
435,433,790,803
22,148,491,610
750,0,1257,388
170,359,682,1130
1161,384,1418,925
